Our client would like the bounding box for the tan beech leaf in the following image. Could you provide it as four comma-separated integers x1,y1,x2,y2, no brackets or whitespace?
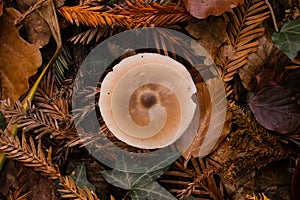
184,0,243,19
0,8,42,103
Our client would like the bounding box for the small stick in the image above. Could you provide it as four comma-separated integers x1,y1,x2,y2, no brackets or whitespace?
15,0,47,25
265,0,279,32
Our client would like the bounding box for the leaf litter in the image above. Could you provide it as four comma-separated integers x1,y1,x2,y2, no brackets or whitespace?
0,0,300,200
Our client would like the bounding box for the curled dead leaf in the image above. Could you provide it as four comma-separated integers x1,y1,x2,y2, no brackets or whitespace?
184,0,243,19
0,8,42,103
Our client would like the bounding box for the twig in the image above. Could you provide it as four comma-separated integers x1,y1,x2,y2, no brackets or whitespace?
15,0,47,25
265,0,279,32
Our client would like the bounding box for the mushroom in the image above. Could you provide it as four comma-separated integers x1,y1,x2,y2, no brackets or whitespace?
99,53,197,149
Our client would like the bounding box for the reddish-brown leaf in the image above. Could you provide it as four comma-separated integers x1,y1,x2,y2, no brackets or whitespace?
248,85,300,134
184,0,244,19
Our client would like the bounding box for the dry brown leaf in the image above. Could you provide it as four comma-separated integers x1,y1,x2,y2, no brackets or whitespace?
184,0,243,19
182,82,211,160
0,8,42,103
239,24,289,91
16,0,51,48
183,77,230,160
185,17,228,59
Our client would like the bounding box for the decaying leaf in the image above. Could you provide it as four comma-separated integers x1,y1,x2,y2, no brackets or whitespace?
291,159,300,200
0,8,42,103
183,76,228,160
239,24,289,91
0,0,3,17
215,0,270,99
283,68,300,90
184,0,243,19
16,0,51,48
272,18,300,59
185,17,228,59
248,85,300,134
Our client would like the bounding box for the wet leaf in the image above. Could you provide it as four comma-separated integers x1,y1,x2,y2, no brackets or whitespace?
184,0,243,19
0,8,42,103
71,162,96,191
272,18,300,59
248,85,300,134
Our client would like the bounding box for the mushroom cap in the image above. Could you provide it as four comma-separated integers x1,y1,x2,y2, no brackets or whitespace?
99,53,197,149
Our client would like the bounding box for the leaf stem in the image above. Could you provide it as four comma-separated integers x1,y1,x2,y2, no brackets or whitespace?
0,43,62,171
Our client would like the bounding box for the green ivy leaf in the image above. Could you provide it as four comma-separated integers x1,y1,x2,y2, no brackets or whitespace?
101,153,179,200
130,181,176,200
71,162,96,191
272,18,300,59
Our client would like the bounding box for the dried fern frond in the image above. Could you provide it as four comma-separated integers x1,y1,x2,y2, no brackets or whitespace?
1,99,71,140
246,192,270,200
59,176,99,200
33,71,71,121
70,27,114,45
216,0,270,99
58,2,131,28
59,0,192,44
159,157,223,200
122,0,192,28
0,130,61,179
7,184,31,200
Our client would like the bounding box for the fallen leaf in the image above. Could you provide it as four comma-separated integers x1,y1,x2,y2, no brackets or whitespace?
0,0,3,17
0,160,18,196
239,23,289,91
283,68,300,90
184,0,243,19
185,17,228,59
0,8,42,103
101,153,178,200
183,76,228,160
272,18,300,59
71,162,96,191
255,69,277,91
291,159,300,200
16,0,51,48
248,85,300,134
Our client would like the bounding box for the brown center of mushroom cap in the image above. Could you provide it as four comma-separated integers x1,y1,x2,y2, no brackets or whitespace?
140,92,157,108
129,83,181,133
